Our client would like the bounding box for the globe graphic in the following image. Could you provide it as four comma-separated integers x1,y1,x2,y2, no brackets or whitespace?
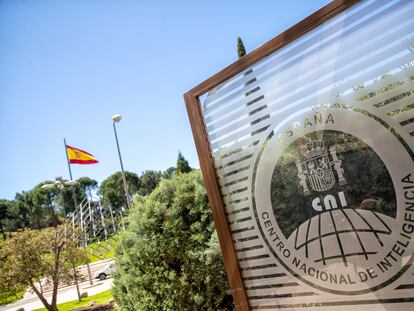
287,208,393,266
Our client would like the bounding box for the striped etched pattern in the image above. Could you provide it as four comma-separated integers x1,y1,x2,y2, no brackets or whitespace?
200,0,414,309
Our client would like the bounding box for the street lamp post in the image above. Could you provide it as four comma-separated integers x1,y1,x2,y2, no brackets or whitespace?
112,114,132,210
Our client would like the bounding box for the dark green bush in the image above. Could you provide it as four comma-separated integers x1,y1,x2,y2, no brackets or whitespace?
112,170,233,311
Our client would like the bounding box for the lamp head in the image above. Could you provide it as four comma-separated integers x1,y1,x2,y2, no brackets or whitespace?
41,184,55,190
64,180,77,186
112,114,122,122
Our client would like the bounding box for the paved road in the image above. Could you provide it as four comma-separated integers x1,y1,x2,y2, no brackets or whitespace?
1,260,114,311
24,259,114,298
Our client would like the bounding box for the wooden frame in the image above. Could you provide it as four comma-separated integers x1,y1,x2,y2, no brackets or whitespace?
184,1,360,310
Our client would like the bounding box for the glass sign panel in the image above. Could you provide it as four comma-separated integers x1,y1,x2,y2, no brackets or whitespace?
195,0,414,309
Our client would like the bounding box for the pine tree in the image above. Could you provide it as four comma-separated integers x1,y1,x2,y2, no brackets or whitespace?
237,37,246,59
176,151,192,174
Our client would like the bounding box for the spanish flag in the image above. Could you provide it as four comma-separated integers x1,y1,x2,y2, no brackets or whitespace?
66,145,99,165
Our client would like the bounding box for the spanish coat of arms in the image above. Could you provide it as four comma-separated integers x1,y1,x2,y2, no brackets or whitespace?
296,139,346,195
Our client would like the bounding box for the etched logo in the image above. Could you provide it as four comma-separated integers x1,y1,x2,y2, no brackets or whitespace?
253,110,414,295
296,139,346,195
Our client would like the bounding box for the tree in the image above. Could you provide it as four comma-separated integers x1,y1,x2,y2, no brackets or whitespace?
162,166,176,180
237,37,246,59
57,184,83,216
4,177,98,233
113,170,233,310
138,170,162,196
30,182,59,226
176,151,192,174
99,171,140,211
57,177,98,216
0,225,85,311
77,177,98,198
10,194,27,230
14,191,40,229
0,199,10,238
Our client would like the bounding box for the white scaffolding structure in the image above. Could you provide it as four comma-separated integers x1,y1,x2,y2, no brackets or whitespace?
67,194,127,260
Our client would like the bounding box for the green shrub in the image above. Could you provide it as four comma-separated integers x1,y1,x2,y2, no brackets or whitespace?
0,289,24,306
112,170,233,310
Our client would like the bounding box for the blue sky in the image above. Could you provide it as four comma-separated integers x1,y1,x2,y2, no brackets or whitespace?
0,0,330,199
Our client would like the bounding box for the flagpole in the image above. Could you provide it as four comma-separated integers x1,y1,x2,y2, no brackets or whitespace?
63,138,93,285
63,138,73,181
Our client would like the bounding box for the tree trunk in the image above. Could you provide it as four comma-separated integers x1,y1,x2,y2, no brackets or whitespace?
73,265,81,301
0,220,4,238
38,279,43,294
29,282,56,311
50,276,60,310
51,241,62,309
23,213,30,227
37,216,41,230
49,201,57,227
45,302,59,311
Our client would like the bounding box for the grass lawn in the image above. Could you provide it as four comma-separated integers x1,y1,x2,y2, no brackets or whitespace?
33,290,112,311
